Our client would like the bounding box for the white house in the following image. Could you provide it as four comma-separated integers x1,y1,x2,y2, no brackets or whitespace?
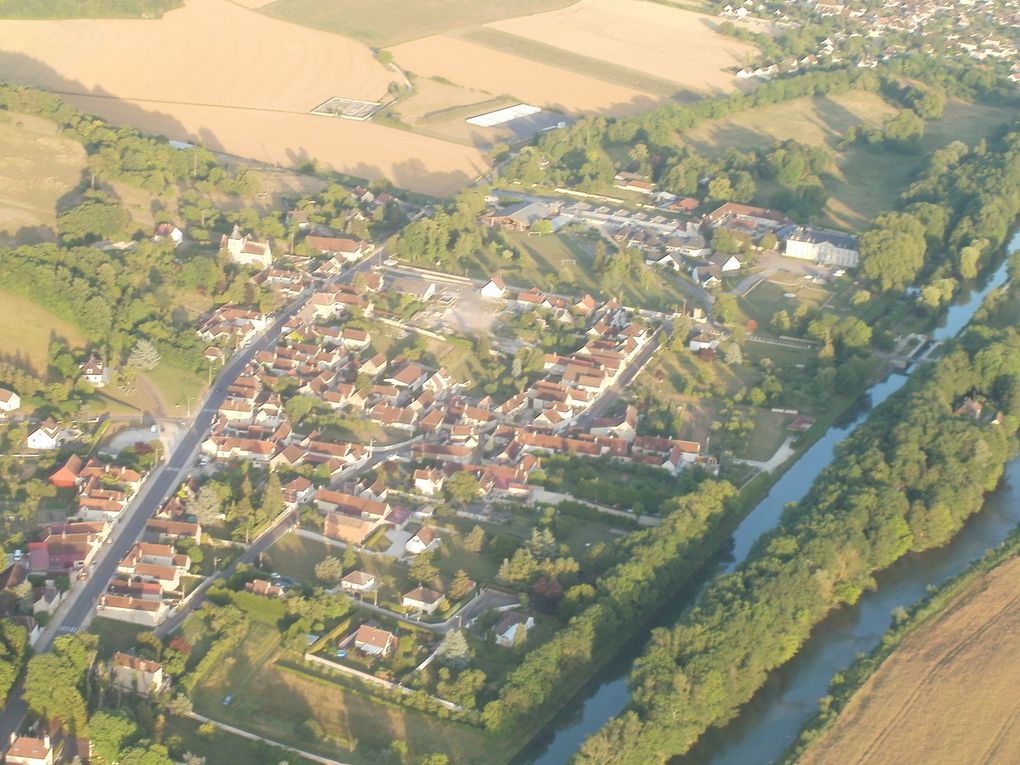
708,251,743,272
80,354,110,387
0,388,20,414
480,277,507,299
402,586,444,615
413,469,445,497
152,223,184,248
5,733,55,765
494,611,535,647
340,570,377,595
783,226,859,268
111,652,167,697
221,224,273,269
405,526,439,555
688,332,721,352
26,420,61,450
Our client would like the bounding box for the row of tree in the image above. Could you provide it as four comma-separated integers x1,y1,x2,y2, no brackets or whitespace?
575,284,1020,762
480,480,736,734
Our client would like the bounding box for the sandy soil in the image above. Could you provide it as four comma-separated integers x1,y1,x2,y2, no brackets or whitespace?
0,112,85,240
486,0,756,92
0,0,490,194
798,556,1020,765
389,35,659,116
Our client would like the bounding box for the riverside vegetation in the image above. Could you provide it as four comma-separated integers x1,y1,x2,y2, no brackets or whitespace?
574,124,1020,764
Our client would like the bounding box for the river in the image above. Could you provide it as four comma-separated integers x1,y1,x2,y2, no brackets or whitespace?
516,235,1016,765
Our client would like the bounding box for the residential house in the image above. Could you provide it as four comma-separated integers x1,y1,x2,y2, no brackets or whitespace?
152,223,184,247
245,578,284,598
704,202,786,230
323,512,378,545
144,518,201,545
413,468,445,497
4,733,55,765
688,331,721,352
388,277,436,302
79,354,110,387
480,277,507,299
305,235,367,262
96,594,168,626
340,570,377,595
221,225,273,269
402,586,444,616
405,526,439,555
708,251,743,272
26,419,61,451
494,611,535,647
353,624,397,657
111,652,167,697
49,455,83,489
0,388,21,414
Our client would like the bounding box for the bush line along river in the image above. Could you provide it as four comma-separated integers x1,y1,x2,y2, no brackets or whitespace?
517,229,1020,765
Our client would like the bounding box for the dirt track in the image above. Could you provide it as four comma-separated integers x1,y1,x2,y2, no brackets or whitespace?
0,0,489,194
798,556,1020,765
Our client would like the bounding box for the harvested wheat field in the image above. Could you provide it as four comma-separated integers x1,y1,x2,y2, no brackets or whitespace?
389,35,659,117
0,111,85,241
0,0,489,194
798,555,1020,765
486,0,756,93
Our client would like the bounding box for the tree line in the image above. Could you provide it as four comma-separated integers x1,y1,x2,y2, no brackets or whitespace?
574,264,1020,762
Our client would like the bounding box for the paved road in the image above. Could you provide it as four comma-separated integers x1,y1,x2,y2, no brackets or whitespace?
576,329,662,428
0,255,384,740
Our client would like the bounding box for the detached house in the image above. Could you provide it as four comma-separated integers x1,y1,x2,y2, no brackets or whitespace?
221,224,272,269
402,586,444,615
111,652,167,697
354,624,397,657
0,388,21,414
494,611,535,647
4,733,56,765
26,419,62,451
405,526,439,555
80,354,110,387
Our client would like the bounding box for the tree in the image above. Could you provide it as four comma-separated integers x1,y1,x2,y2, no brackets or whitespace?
436,629,472,669
89,710,142,763
860,212,927,291
882,109,925,151
714,294,738,324
531,219,553,235
444,472,481,505
464,525,485,553
409,552,438,585
314,556,345,585
449,569,474,601
261,471,284,520
127,339,162,371
187,484,221,526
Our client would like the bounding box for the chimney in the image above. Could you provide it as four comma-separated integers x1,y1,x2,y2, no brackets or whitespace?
10,732,15,745
43,733,50,749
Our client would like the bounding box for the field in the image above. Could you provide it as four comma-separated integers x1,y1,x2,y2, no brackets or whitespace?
0,0,489,195
485,0,756,94
797,555,1020,765
259,0,575,47
388,36,659,117
0,288,87,374
681,91,1016,230
191,619,493,764
0,112,86,242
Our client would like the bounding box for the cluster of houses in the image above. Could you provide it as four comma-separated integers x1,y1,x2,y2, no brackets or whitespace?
482,196,859,287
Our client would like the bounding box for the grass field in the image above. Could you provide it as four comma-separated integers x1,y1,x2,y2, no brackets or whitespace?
0,112,86,243
484,231,698,311
743,409,792,461
0,288,87,375
164,716,317,765
191,619,494,763
88,617,149,659
260,0,574,47
796,555,1020,765
680,91,1016,231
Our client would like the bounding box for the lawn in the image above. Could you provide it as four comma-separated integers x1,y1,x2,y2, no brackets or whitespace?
680,91,1016,231
87,617,149,659
737,276,838,332
266,532,409,592
260,0,575,46
192,621,495,764
742,409,792,461
164,716,317,765
476,230,697,312
0,288,87,376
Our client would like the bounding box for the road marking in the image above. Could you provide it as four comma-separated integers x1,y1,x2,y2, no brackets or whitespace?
56,625,78,635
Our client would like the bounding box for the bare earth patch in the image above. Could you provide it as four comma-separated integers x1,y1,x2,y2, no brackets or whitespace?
0,0,489,194
388,35,659,116
798,555,1020,765
485,0,755,93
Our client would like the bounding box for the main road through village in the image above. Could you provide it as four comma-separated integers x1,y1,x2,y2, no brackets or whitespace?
0,252,383,740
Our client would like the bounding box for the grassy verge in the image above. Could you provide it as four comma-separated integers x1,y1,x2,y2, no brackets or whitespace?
88,617,150,659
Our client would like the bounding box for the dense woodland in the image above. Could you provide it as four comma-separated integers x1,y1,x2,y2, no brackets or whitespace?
573,132,1020,763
